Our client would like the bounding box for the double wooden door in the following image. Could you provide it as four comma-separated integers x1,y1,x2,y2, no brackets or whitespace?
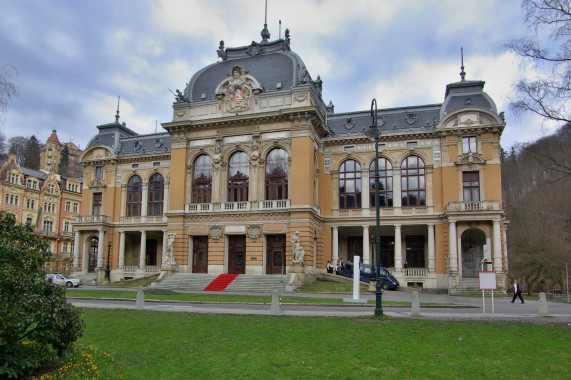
228,235,246,274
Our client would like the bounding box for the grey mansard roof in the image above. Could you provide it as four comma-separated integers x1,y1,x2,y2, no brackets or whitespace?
181,38,326,111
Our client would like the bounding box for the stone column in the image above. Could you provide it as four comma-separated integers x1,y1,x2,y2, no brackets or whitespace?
393,166,402,208
97,229,105,268
332,226,339,264
449,221,458,272
163,180,170,217
361,170,370,210
502,226,509,273
362,225,370,264
141,182,148,221
428,224,436,273
394,224,402,271
493,220,502,272
119,231,126,268
73,230,80,269
139,231,147,270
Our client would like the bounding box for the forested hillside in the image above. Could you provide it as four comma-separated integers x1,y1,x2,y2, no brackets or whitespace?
502,124,571,294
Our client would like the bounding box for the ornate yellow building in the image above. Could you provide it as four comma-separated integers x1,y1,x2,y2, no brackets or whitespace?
74,30,507,291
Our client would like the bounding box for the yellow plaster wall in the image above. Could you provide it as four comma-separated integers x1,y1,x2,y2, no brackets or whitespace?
246,238,263,266
483,164,502,205
440,166,460,205
435,223,448,274
290,137,314,206
317,153,332,216
208,239,225,266
169,148,188,211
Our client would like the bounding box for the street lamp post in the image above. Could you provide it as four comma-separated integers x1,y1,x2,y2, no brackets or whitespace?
105,242,111,280
369,98,384,317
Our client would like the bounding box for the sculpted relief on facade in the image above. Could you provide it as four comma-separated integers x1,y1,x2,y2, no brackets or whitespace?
215,65,263,113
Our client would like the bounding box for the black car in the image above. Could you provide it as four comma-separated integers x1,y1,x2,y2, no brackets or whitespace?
342,262,399,290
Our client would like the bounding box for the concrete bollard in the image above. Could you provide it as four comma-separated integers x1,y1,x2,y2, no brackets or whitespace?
271,289,280,315
538,292,549,316
136,286,145,309
411,291,421,316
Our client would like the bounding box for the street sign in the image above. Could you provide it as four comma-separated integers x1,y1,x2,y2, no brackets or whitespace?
479,271,497,290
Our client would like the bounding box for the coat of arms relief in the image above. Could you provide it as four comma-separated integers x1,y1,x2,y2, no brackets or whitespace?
215,65,263,113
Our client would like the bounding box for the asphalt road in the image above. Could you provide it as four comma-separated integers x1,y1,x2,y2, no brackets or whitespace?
67,288,571,323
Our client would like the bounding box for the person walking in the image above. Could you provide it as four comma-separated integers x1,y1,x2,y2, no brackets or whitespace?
511,280,524,304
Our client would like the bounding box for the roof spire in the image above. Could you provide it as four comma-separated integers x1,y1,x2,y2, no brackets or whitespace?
115,96,121,123
261,0,270,43
460,47,466,82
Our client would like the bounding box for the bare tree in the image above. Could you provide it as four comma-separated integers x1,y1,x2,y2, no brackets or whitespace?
0,65,19,121
507,0,570,124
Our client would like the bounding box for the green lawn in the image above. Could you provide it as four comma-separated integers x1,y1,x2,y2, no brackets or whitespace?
66,288,415,305
73,308,570,379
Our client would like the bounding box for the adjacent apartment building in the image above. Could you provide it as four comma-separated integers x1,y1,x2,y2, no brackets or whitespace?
73,30,507,291
0,155,83,275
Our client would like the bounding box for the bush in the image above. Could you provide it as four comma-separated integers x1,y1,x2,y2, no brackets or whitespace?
0,213,84,378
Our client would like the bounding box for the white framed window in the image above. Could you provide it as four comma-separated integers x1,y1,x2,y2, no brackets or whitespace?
65,201,71,212
462,136,477,153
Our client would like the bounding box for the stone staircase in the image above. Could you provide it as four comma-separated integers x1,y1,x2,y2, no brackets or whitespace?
151,273,290,293
452,278,506,297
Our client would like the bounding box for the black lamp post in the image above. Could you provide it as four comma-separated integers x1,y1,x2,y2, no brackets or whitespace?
105,242,111,280
369,98,384,317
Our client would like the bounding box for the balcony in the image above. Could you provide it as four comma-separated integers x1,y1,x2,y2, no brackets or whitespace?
404,267,427,277
446,200,500,212
76,215,111,223
185,199,291,213
119,216,167,224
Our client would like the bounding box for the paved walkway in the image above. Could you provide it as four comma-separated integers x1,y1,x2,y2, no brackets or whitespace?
67,286,571,323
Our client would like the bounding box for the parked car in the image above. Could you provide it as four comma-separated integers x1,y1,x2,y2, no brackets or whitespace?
342,262,399,290
45,273,83,288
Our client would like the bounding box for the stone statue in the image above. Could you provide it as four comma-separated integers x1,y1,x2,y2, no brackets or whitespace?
291,231,305,264
217,40,227,61
162,233,177,266
175,89,186,102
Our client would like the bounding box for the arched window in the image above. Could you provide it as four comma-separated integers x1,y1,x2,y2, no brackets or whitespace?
126,175,142,216
401,155,425,206
265,148,288,200
228,152,249,202
147,173,164,216
339,159,361,209
369,158,393,207
192,155,212,203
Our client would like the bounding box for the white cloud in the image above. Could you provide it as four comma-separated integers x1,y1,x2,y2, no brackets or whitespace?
44,30,82,61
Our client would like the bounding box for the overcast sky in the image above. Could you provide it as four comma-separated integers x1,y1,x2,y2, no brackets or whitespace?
0,0,562,152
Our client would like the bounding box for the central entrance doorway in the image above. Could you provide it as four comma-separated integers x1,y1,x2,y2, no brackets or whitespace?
193,236,208,273
228,235,246,274
461,228,486,278
266,235,285,274
88,237,98,272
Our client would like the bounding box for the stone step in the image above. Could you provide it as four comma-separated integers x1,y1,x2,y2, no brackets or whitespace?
152,273,288,293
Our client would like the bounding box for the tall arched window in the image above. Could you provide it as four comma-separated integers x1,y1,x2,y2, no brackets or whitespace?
339,159,361,209
147,173,164,216
228,152,249,202
126,175,142,216
193,155,212,203
369,158,393,207
265,148,288,200
401,155,425,206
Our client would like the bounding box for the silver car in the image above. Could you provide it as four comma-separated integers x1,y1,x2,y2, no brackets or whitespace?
45,273,83,288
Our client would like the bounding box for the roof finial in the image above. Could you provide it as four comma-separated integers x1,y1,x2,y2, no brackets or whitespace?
115,96,121,122
261,0,270,43
460,47,466,82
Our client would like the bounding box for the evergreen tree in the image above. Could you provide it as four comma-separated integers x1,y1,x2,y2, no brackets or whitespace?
22,135,41,170
57,144,70,177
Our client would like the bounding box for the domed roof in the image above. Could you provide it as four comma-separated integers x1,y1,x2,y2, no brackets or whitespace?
181,33,323,105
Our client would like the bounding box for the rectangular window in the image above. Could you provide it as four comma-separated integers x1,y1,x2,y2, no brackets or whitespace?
63,242,68,252
95,166,104,180
64,221,70,232
462,136,477,153
26,217,33,225
73,203,79,213
93,193,102,216
405,235,425,267
462,171,480,202
43,220,53,233
65,201,71,212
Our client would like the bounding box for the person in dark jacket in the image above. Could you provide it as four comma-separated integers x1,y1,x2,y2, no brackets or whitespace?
511,280,524,304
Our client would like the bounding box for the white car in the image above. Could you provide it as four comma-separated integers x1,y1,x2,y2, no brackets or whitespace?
45,273,83,288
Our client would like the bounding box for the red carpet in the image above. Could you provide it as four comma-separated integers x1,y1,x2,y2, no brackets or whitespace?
203,274,239,291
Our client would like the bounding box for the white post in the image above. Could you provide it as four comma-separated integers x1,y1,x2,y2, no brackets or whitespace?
73,230,80,269
394,225,402,271
139,231,147,270
428,224,435,273
353,256,361,300
119,231,126,268
97,229,105,268
493,220,502,272
449,221,457,272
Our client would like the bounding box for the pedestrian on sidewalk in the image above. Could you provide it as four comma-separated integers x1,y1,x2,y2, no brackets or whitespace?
511,280,524,304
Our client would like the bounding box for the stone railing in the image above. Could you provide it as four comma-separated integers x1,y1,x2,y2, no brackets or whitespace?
185,199,291,213
185,203,213,213
404,268,426,277
122,266,137,273
446,200,500,212
221,201,251,211
75,215,111,223
145,266,160,273
120,216,142,224
258,199,290,209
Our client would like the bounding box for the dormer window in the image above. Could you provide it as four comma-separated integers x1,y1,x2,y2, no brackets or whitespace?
462,136,477,153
